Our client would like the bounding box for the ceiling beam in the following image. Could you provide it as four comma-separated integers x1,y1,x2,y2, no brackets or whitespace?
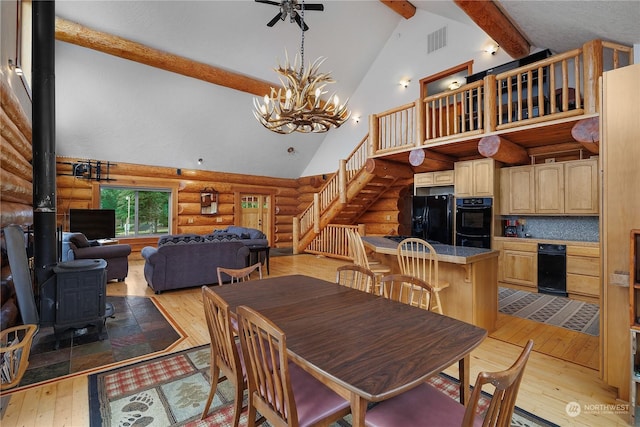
380,1,416,19
55,17,277,97
453,0,530,58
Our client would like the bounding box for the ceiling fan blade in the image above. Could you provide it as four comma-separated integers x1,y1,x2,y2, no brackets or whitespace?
293,13,309,31
267,12,284,27
255,0,281,6
299,3,324,11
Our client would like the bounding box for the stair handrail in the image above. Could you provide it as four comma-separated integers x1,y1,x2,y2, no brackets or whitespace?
297,134,370,239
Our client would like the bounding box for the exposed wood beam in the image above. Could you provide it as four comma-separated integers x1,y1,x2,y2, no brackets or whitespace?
380,1,416,19
453,0,530,58
55,17,276,97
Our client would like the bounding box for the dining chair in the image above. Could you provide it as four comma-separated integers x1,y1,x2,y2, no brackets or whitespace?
396,238,449,314
217,262,263,285
365,339,534,427
236,305,351,427
379,274,433,310
336,264,376,293
200,286,246,425
346,228,391,295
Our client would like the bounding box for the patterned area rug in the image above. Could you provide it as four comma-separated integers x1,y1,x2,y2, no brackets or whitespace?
499,287,600,336
88,345,558,427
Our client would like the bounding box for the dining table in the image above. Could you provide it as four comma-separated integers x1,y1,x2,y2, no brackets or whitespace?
211,274,488,427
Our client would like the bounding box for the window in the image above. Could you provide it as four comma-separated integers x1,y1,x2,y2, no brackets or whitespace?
100,187,171,237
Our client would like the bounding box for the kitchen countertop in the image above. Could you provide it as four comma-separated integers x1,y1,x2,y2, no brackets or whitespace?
493,236,599,248
361,236,499,265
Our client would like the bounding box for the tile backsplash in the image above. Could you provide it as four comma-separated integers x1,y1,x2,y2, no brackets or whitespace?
501,216,599,242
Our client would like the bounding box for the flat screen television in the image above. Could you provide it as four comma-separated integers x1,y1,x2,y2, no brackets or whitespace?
69,209,116,240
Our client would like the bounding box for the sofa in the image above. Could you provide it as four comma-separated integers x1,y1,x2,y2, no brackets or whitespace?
61,232,132,282
141,233,251,293
214,226,268,246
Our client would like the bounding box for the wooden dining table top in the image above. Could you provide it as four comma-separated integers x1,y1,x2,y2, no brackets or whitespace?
211,274,488,402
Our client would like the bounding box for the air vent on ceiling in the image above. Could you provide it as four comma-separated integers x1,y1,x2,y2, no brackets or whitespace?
427,26,447,54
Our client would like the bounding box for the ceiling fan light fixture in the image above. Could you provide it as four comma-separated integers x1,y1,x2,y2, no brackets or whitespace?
253,0,349,134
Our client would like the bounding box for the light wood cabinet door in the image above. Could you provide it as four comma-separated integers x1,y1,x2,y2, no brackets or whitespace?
454,161,473,197
472,158,494,197
508,166,535,214
414,170,454,190
564,159,599,214
502,250,537,288
455,159,493,197
535,163,564,214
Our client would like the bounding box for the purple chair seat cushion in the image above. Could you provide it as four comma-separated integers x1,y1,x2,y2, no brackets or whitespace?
365,382,483,427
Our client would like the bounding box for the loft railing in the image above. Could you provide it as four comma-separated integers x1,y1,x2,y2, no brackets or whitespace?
368,39,633,155
422,79,486,142
369,102,417,153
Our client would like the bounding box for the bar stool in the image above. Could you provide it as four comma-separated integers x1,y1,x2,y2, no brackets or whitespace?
396,238,449,314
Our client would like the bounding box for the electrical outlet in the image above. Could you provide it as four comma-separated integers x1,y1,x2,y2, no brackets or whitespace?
386,215,391,220
188,218,194,224
518,218,526,226
216,217,223,223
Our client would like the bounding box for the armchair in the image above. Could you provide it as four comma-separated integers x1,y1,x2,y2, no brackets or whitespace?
61,232,131,281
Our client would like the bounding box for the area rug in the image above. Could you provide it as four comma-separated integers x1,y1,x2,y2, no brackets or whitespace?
88,345,558,427
499,287,599,336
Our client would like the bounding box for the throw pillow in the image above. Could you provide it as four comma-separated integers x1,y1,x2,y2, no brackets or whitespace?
69,233,90,248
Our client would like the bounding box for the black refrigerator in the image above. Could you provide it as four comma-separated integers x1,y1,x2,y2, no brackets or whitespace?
411,195,454,245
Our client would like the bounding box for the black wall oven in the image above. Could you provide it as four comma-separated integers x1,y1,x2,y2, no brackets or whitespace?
455,197,492,249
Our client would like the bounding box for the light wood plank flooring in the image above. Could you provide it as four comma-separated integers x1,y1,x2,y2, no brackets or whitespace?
0,255,630,426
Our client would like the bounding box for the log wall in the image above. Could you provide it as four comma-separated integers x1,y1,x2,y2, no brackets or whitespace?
0,79,33,229
56,157,302,256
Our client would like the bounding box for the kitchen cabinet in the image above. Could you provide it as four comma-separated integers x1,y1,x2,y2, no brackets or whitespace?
535,163,564,214
454,158,495,197
499,240,537,289
565,159,599,214
566,245,600,302
414,170,454,188
501,166,535,214
500,158,598,215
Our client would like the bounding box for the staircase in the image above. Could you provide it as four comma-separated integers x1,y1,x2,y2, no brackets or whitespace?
294,134,413,254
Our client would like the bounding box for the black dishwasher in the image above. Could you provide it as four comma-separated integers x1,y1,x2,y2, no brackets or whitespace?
537,244,567,297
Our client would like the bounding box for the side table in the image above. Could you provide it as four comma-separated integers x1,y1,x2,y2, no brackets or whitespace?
246,245,270,275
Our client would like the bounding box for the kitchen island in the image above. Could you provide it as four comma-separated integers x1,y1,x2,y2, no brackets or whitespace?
362,236,499,332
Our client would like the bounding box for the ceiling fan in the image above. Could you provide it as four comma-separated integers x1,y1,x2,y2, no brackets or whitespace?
255,0,324,31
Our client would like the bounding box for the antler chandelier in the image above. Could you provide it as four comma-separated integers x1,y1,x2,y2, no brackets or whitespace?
253,2,350,134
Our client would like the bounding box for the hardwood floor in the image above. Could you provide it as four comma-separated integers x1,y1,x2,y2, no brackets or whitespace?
0,255,631,426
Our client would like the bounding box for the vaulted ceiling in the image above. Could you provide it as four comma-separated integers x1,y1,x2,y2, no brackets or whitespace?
53,1,639,179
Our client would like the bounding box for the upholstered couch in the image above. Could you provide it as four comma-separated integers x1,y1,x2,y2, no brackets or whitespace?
141,233,251,293
214,226,268,246
61,232,132,282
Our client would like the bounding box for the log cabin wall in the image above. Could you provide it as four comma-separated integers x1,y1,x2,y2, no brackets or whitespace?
56,157,300,258
0,79,33,229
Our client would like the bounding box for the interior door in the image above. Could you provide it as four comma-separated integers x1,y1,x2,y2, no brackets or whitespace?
239,194,272,243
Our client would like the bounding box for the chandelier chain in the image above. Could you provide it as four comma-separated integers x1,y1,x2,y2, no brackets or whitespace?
299,0,305,77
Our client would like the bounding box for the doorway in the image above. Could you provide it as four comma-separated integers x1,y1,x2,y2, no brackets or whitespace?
238,193,272,244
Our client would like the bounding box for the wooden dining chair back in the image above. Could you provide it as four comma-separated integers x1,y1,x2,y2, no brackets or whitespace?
336,264,376,294
346,228,391,295
200,286,246,425
365,340,534,427
217,262,262,285
237,305,351,427
396,238,449,314
379,274,433,310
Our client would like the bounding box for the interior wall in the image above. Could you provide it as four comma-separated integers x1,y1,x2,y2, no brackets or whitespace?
1,0,33,229
302,8,514,177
